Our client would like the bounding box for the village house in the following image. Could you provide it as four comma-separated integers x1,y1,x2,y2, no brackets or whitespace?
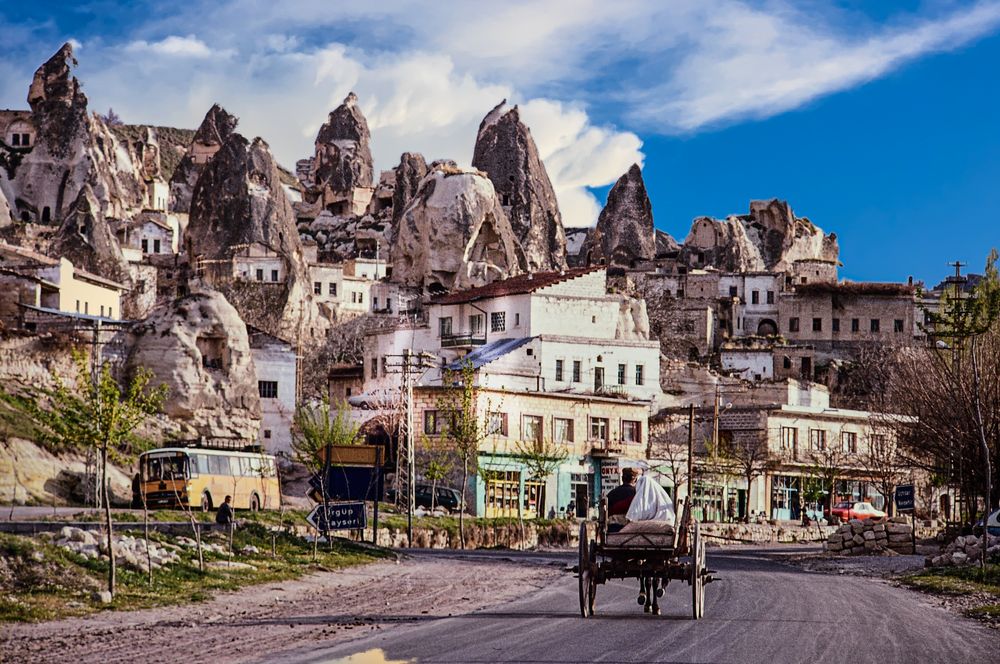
116,212,181,263
0,242,125,326
650,382,913,524
248,326,297,456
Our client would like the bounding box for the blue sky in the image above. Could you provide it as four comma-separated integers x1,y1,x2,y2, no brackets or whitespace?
2,1,998,285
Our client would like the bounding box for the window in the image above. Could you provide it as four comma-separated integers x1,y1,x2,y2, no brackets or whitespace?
780,427,797,451
621,420,641,443
572,360,582,383
329,282,337,296
100,305,105,317
424,410,441,435
370,357,377,379
439,316,453,337
263,429,272,439
141,239,148,253
789,317,800,332
381,357,387,377
809,429,826,450
812,318,822,332
729,286,738,297
271,269,279,282
851,318,860,332
841,431,857,454
256,269,264,282
469,314,483,335
870,318,880,333
635,364,645,385
514,312,520,327
590,417,609,441
487,411,508,436
75,300,80,313
751,290,759,304
358,292,363,304
894,319,904,333
617,363,626,385
108,307,113,318
553,418,574,443
522,415,543,444
10,133,18,146
258,381,278,399
153,239,161,253
84,302,89,314
832,318,840,333
314,281,322,294
767,291,775,305
491,311,506,332
783,356,792,369
555,359,564,382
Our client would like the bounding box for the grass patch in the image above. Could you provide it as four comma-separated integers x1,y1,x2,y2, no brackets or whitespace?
901,563,1000,597
0,521,386,623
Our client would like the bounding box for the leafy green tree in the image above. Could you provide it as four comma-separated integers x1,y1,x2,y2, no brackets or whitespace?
418,435,455,512
17,351,167,598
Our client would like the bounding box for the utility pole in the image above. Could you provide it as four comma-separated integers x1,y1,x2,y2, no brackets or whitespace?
945,260,967,525
402,348,415,547
712,383,720,461
687,404,695,510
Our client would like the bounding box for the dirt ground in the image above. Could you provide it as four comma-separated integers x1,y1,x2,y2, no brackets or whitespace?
0,551,564,664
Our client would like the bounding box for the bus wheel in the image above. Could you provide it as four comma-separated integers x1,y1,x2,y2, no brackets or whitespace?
249,494,261,512
201,493,213,512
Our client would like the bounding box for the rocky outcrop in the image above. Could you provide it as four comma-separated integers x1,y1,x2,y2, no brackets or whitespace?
392,152,427,230
187,132,321,341
49,185,129,285
8,43,145,223
583,164,657,267
126,289,260,439
471,101,566,272
133,126,162,181
169,104,238,213
311,92,374,197
391,164,525,291
680,199,838,272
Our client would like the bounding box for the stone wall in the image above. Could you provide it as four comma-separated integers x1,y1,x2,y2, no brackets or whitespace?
929,534,1000,567
824,516,913,555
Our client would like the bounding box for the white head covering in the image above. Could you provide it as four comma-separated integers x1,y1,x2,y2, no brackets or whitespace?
626,475,676,524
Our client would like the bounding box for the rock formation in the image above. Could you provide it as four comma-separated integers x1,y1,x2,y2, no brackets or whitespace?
169,104,238,213
8,43,145,223
392,152,428,230
680,199,839,272
49,185,129,284
391,164,525,291
582,164,657,267
187,132,322,341
311,92,374,199
471,101,567,271
133,126,162,181
127,289,260,440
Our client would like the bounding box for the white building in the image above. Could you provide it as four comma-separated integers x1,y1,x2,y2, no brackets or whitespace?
363,267,661,402
249,326,297,456
232,243,286,283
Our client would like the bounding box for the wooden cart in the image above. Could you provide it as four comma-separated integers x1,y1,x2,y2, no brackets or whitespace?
577,498,714,619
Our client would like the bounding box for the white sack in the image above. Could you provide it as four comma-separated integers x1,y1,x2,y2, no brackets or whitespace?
626,475,675,524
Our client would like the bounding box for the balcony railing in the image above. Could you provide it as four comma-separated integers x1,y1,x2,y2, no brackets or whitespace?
589,439,625,456
440,333,487,348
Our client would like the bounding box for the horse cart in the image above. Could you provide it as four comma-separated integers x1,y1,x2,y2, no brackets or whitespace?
576,498,714,618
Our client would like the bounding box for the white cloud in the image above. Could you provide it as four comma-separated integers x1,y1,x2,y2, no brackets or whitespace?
124,35,219,59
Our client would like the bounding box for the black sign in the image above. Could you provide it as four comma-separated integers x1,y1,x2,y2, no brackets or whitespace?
309,466,384,502
307,502,367,531
895,484,915,512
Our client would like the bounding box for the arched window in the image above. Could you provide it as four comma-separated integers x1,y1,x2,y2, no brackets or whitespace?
41,206,51,223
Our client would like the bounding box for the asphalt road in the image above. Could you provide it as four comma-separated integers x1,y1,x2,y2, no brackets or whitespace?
281,547,997,664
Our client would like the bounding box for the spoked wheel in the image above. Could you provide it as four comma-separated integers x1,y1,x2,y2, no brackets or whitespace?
690,522,706,619
578,521,594,617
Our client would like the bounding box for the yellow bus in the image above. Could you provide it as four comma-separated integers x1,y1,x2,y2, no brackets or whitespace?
138,447,281,512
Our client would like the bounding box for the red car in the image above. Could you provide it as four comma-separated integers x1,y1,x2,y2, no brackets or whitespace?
827,501,886,521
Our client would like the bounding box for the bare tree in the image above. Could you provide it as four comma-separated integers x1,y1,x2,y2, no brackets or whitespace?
805,446,847,521
707,430,773,522
648,418,689,502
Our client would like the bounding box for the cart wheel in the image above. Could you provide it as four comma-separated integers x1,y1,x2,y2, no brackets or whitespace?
587,540,598,615
690,522,705,620
578,521,592,617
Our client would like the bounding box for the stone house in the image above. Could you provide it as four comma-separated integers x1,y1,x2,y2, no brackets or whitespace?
0,109,34,148
413,384,651,519
328,364,364,406
248,326,297,456
0,243,125,324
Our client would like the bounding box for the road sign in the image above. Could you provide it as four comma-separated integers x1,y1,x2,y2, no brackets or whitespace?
321,444,381,466
306,501,367,531
309,466,384,502
895,484,915,512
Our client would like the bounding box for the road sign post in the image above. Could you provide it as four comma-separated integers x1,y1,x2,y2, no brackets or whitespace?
895,484,916,553
307,502,368,532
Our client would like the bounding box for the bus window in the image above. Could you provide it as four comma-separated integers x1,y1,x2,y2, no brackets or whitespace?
238,457,253,477
189,454,206,476
249,456,263,477
209,455,229,475
227,457,242,477
145,455,187,480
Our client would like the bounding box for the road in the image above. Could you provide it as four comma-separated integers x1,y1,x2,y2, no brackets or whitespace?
283,547,997,664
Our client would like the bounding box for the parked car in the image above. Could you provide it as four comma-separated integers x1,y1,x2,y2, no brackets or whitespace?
387,484,462,512
827,501,886,521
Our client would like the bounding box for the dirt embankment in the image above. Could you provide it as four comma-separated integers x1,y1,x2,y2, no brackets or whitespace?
0,551,562,664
